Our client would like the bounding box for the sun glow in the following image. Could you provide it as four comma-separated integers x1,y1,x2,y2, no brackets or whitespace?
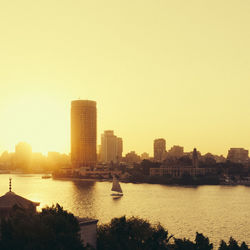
1,95,70,155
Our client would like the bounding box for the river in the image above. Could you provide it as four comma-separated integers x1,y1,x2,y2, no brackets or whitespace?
0,174,249,246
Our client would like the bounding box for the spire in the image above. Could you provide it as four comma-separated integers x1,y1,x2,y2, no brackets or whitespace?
9,177,12,192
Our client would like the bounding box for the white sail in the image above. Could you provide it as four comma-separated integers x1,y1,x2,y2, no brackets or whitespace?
111,176,123,193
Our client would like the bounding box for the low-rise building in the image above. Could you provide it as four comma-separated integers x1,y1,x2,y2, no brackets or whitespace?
0,178,40,218
78,218,98,249
168,146,184,158
150,166,216,178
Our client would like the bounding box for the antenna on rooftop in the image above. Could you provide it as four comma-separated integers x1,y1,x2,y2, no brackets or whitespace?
9,177,12,192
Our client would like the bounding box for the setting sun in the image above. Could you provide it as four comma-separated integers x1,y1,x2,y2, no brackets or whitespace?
0,94,70,154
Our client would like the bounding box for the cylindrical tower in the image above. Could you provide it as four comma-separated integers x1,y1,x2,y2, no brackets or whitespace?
71,100,97,168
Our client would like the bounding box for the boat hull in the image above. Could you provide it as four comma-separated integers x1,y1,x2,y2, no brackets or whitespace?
110,193,123,197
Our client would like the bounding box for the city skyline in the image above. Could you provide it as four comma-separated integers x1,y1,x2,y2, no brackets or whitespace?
1,0,250,156
1,98,249,157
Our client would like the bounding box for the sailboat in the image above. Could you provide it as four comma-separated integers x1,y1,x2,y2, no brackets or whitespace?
111,175,123,198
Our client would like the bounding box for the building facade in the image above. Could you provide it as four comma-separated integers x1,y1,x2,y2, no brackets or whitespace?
116,137,123,162
150,166,216,178
154,138,166,162
124,151,141,164
71,100,97,168
227,148,249,164
168,145,184,158
100,131,123,163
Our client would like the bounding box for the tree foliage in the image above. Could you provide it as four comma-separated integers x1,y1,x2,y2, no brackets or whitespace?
97,216,249,250
219,237,248,250
97,216,172,250
0,204,85,250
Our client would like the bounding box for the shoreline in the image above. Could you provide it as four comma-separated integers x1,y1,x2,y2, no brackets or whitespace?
52,176,250,187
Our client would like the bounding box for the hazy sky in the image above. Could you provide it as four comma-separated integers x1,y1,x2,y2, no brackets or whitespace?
0,0,250,156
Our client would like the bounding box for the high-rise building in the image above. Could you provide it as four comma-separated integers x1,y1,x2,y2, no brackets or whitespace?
116,137,123,162
227,148,249,164
15,142,32,170
154,138,166,162
71,100,97,168
100,130,123,163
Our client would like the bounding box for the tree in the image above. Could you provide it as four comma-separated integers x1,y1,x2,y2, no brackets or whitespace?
0,204,85,250
218,237,249,250
97,216,172,250
173,238,196,250
173,233,212,250
195,232,213,250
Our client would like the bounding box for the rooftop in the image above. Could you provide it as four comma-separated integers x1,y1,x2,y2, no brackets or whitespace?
0,191,40,210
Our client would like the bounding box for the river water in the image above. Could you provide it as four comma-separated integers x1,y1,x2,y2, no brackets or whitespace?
0,174,249,246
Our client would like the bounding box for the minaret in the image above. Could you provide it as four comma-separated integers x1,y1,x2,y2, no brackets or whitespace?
9,177,12,192
192,148,199,168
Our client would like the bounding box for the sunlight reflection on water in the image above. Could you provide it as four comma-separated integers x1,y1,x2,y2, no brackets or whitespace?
0,174,250,247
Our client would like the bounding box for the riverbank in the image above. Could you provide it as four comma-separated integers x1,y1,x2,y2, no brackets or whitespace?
52,175,250,187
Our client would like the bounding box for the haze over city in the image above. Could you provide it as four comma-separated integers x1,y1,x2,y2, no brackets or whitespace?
1,0,250,156
1,1,250,249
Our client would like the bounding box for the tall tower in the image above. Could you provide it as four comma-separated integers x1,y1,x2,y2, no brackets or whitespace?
71,100,97,168
154,138,166,162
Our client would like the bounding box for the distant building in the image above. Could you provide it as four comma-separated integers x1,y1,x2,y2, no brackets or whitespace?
100,131,123,163
154,138,166,162
141,152,150,160
227,148,249,164
15,142,32,170
117,137,123,162
213,154,226,163
71,100,97,168
125,151,141,164
168,145,184,158
150,147,216,177
150,166,216,178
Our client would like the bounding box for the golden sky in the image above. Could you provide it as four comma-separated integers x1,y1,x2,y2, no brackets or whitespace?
0,0,250,156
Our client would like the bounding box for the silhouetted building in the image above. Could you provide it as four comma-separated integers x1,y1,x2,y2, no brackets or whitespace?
125,151,141,164
117,137,123,162
227,148,249,164
141,152,150,160
71,100,97,168
192,148,199,168
100,131,122,163
0,178,39,218
154,138,166,162
168,145,184,158
150,166,216,178
15,142,32,170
